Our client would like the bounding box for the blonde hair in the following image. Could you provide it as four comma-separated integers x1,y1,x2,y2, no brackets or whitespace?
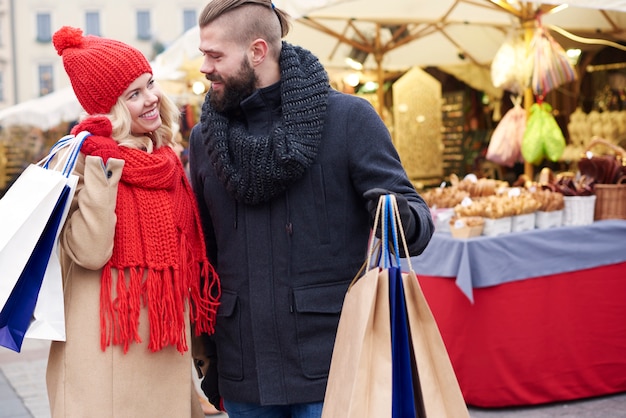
107,83,180,152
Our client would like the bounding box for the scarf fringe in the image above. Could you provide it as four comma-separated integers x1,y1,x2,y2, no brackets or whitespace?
115,269,130,351
146,268,187,353
100,265,113,352
190,261,221,336
129,267,143,344
182,233,220,336
99,237,220,354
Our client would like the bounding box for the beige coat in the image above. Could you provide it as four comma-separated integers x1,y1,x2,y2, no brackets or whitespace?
46,155,203,418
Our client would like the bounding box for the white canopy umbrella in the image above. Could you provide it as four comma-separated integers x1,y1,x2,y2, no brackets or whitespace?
539,0,626,11
0,87,84,131
286,0,626,68
283,0,626,115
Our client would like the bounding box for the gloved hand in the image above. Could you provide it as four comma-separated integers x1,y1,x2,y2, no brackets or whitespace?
192,334,211,380
81,135,121,164
363,188,416,251
200,355,224,412
73,116,120,164
71,116,113,137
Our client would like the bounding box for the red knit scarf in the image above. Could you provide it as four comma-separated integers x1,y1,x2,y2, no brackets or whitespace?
99,145,220,353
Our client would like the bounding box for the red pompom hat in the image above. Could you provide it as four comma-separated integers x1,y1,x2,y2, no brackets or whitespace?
52,26,152,115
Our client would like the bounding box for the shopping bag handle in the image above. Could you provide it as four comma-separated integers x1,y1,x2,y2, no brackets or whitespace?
39,131,91,177
366,194,414,273
380,196,397,269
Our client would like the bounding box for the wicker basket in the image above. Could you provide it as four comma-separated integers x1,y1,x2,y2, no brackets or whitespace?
581,137,626,221
594,177,626,220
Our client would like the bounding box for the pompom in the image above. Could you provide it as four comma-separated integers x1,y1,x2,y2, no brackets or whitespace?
71,116,113,137
52,26,84,56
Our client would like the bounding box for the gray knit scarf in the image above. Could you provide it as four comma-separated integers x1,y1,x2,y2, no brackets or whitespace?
200,42,329,205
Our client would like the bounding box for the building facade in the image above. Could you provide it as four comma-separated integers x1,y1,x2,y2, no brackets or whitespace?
0,0,208,109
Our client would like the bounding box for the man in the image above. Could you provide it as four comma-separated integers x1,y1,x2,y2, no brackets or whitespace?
188,1,434,417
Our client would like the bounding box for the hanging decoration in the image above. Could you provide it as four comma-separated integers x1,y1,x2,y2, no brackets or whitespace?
521,98,566,165
486,95,527,167
490,29,531,97
529,20,577,96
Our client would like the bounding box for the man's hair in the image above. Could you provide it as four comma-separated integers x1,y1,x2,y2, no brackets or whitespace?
198,0,291,59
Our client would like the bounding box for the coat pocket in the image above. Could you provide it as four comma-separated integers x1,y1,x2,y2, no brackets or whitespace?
215,290,243,381
292,280,351,379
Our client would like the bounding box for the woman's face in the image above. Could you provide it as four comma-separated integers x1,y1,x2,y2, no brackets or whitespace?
122,73,162,135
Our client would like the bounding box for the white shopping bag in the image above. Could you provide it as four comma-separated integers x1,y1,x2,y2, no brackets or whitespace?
24,132,88,342
0,165,67,310
25,173,79,341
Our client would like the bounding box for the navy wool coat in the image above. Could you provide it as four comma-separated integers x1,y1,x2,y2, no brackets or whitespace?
189,87,434,406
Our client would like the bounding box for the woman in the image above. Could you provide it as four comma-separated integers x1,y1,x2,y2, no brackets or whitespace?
46,26,220,417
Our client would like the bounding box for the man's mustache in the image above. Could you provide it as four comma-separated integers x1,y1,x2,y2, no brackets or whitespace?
205,74,221,83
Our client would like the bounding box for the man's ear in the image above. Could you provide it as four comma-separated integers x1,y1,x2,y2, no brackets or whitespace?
249,38,269,66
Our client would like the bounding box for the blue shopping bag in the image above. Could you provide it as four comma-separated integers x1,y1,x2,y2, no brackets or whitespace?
0,184,72,351
379,196,424,417
389,266,420,417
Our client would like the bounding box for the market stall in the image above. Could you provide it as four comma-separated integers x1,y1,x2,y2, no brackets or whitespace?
416,257,626,407
413,153,626,406
404,220,626,407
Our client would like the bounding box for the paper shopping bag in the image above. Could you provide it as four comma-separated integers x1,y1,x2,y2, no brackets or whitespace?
0,132,87,351
322,194,469,418
389,265,423,418
24,132,87,343
0,182,73,351
401,269,469,417
0,165,67,310
322,265,392,417
25,173,78,341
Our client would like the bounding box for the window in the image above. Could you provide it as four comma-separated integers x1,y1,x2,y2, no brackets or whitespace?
136,10,151,40
38,64,53,96
183,9,197,32
85,11,100,36
36,13,52,43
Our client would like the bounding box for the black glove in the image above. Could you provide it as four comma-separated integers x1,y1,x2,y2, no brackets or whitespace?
200,354,224,412
363,188,416,253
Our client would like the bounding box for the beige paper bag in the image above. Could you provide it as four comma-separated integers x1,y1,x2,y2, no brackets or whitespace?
322,266,392,417
322,194,469,417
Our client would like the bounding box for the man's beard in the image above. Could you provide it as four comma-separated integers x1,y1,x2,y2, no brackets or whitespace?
208,58,258,113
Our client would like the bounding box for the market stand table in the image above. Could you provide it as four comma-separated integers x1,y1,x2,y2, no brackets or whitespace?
408,219,626,407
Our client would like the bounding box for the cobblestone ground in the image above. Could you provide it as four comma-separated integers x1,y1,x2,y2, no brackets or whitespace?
0,339,50,418
1,339,625,418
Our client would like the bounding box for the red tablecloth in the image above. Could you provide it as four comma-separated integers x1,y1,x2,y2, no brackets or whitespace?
418,262,626,407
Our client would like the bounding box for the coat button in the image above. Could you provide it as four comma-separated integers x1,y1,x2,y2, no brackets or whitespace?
107,170,113,178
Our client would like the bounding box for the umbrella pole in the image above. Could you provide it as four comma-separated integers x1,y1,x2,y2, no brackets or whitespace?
376,54,385,122
522,16,535,181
